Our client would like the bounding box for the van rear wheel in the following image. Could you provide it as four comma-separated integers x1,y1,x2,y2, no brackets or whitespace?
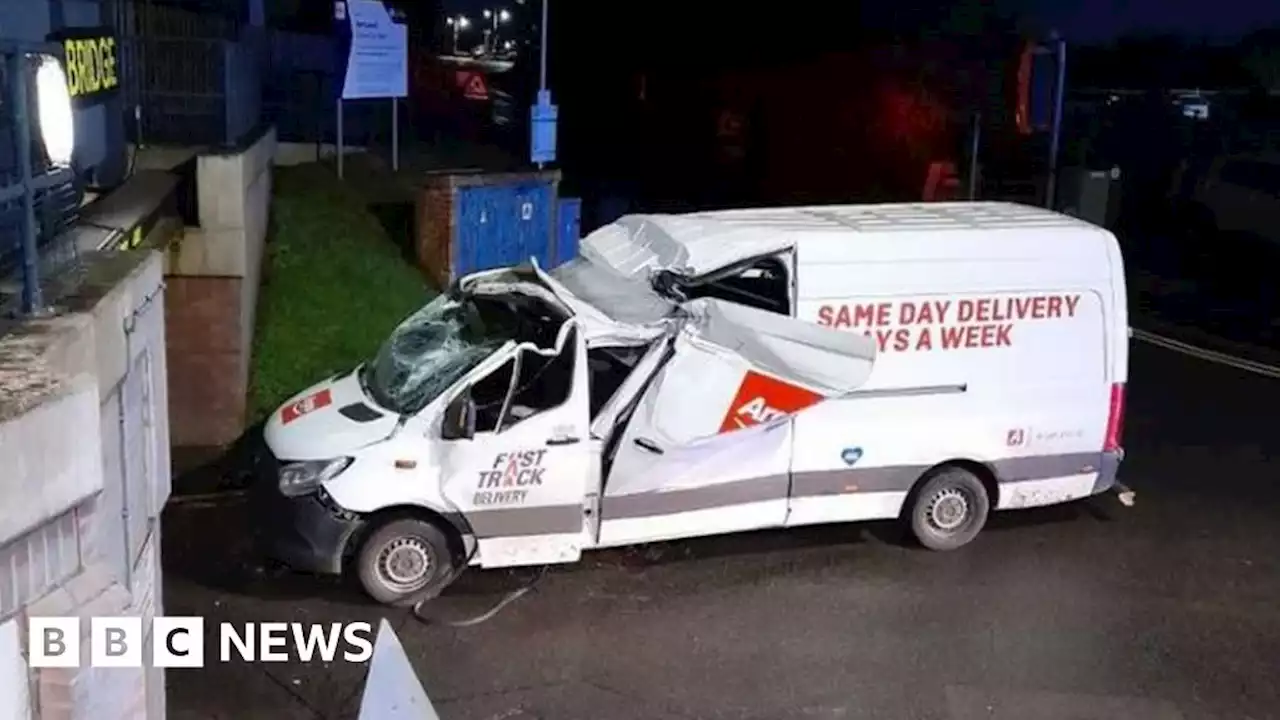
907,467,990,551
356,518,459,606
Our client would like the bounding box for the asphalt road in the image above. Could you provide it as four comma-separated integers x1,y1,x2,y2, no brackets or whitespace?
163,340,1280,720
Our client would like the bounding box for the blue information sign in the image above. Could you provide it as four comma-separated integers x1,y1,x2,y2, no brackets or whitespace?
333,0,407,100
530,89,558,165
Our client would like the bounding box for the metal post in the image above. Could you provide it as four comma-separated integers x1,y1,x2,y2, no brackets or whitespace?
11,55,43,314
967,112,981,200
337,99,345,178
535,0,549,170
538,0,548,91
1045,35,1067,209
134,105,145,148
391,97,399,171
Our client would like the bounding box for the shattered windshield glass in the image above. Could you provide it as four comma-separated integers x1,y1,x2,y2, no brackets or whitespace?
360,293,509,415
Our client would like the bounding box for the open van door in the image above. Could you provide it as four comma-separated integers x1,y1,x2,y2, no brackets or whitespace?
440,321,595,567
597,298,876,547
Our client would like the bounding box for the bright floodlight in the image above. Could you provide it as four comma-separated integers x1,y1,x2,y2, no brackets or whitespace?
483,9,491,18
498,9,511,21
35,54,74,167
458,15,470,27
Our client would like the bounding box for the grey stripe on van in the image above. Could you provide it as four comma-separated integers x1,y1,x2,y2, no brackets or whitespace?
603,475,786,519
466,505,584,537
604,451,1105,521
464,451,1108,532
790,466,924,497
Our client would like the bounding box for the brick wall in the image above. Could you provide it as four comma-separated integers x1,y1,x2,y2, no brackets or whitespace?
164,276,246,447
161,127,275,451
415,184,454,290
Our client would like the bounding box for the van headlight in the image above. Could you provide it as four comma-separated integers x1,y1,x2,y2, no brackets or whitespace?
279,458,353,497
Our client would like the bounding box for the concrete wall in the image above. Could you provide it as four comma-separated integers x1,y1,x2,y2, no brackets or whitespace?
135,142,368,172
0,249,171,720
273,141,369,167
164,126,276,448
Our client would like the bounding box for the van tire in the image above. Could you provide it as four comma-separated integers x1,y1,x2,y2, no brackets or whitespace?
907,467,990,552
356,518,459,606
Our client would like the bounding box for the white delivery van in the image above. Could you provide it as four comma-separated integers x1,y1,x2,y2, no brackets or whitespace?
254,201,1131,606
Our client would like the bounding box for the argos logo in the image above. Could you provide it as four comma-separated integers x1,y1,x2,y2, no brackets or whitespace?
719,371,823,433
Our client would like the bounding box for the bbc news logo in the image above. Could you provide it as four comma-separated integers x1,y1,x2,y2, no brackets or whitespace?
28,617,374,668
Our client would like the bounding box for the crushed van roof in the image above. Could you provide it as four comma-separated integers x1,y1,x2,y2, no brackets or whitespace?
581,201,1104,278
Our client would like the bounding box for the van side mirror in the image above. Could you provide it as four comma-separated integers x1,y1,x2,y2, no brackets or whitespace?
441,393,476,440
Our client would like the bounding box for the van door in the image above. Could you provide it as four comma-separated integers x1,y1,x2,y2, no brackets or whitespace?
596,298,876,547
440,322,596,567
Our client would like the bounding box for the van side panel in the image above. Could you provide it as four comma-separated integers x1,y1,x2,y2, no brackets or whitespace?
785,237,1114,526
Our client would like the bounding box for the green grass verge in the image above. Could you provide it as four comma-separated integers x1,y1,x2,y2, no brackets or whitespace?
248,163,431,421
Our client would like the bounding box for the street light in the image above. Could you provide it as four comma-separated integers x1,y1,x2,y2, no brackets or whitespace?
481,8,511,54
34,55,74,167
445,14,471,55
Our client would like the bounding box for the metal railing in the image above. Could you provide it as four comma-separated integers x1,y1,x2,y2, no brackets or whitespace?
0,40,83,327
119,30,263,148
115,0,261,148
113,0,375,151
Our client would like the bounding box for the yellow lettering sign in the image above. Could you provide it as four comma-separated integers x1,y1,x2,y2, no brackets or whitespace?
61,33,118,100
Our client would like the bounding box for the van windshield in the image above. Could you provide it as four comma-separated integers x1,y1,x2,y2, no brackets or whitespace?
360,293,511,415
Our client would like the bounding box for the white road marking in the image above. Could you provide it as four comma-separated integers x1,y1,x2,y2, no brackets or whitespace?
1132,328,1280,380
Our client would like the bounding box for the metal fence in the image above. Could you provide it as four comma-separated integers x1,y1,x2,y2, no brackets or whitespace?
116,0,262,148
261,30,387,147
0,40,83,329
113,0,382,150
120,35,229,146
118,33,263,148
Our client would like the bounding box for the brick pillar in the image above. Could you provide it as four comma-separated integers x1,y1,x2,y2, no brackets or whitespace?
163,276,246,448
415,182,456,289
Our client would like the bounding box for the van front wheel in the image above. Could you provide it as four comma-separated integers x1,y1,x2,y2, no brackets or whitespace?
907,468,990,551
356,518,458,606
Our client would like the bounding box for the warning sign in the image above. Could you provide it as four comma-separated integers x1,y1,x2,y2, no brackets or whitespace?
922,161,961,201
814,293,1082,354
456,71,489,101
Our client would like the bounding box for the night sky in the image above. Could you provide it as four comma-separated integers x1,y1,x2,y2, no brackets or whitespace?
1020,0,1280,42
441,0,1280,44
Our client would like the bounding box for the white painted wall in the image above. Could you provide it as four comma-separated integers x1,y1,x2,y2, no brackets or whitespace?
0,250,171,720
0,618,33,720
0,380,101,548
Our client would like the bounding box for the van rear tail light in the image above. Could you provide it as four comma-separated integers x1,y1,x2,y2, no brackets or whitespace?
1104,383,1125,452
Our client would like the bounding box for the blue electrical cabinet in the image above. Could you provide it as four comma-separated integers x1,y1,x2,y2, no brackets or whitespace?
554,198,582,268
415,170,562,288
